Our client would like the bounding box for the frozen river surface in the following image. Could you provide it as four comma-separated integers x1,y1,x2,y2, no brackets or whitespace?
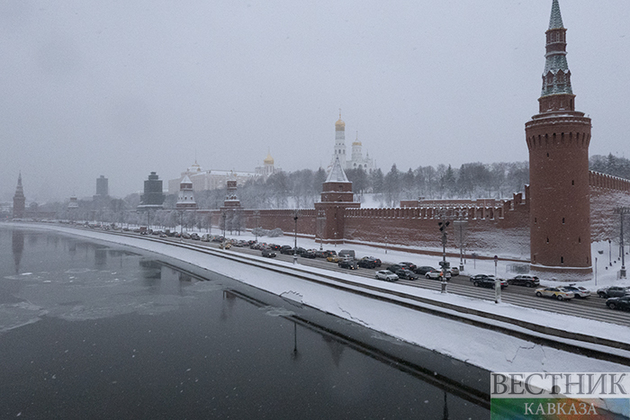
0,227,489,419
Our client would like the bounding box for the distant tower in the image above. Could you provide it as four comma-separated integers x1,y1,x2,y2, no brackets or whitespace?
263,152,275,177
12,173,26,219
333,111,346,166
96,175,109,197
315,156,361,244
138,172,165,210
176,175,197,210
525,0,592,271
351,133,362,167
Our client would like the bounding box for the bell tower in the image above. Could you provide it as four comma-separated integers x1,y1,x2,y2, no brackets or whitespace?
525,0,592,271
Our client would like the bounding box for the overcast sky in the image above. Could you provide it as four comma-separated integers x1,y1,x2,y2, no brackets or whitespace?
1,0,629,202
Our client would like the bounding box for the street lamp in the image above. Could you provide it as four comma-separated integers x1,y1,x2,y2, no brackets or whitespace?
293,210,299,264
253,210,260,243
221,211,226,239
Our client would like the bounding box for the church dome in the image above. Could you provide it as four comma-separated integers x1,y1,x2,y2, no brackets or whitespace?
352,141,362,146
335,117,345,130
264,153,274,165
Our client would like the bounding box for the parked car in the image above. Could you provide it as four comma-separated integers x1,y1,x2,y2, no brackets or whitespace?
261,249,277,258
358,257,379,269
597,286,630,298
375,270,399,282
472,276,507,289
338,259,358,270
508,275,540,287
181,232,191,239
606,296,630,311
338,249,356,259
426,269,451,280
190,233,200,240
392,267,418,280
414,266,435,275
535,287,574,301
563,284,591,298
386,264,403,273
399,262,417,271
314,250,328,258
449,267,460,276
200,234,211,242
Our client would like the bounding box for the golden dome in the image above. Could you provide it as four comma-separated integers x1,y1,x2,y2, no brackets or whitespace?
352,141,362,146
264,153,274,165
335,117,345,130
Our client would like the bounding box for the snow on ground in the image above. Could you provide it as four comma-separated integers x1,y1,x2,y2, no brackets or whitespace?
8,222,630,376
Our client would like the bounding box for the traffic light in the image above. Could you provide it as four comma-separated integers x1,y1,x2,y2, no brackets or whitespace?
438,221,450,232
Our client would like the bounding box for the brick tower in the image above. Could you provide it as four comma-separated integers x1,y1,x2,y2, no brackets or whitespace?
12,172,26,219
525,0,592,272
315,156,360,244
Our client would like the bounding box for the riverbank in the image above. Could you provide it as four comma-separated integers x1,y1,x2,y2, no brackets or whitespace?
4,222,630,376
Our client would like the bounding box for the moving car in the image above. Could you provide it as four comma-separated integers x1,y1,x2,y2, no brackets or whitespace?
472,276,508,289
597,286,630,298
279,245,294,255
606,296,630,311
414,266,435,275
535,287,574,301
261,249,276,258
399,262,417,271
358,257,379,269
302,250,317,259
425,269,451,280
392,267,418,280
338,259,358,270
563,284,591,298
375,270,399,282
449,267,460,276
508,275,540,287
327,255,341,263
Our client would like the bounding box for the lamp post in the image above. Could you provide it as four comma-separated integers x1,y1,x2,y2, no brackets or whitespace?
221,211,226,239
609,239,612,266
293,210,299,264
614,207,629,278
253,210,260,243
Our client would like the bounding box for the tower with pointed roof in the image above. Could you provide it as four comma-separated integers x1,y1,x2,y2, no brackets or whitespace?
12,173,26,219
315,156,360,244
525,0,592,272
176,175,197,210
333,111,346,165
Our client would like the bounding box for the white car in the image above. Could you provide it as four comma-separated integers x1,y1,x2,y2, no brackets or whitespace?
535,287,574,301
375,270,399,282
563,284,591,298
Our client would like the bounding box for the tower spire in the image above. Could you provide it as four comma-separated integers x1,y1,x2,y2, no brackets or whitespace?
548,0,564,29
539,0,573,112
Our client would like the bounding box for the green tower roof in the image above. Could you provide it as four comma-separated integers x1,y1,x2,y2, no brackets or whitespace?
548,0,564,29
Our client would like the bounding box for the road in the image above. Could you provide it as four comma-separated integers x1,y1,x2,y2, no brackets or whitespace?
117,230,630,328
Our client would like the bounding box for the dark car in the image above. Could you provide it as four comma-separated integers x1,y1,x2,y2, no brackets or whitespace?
472,276,508,289
606,296,630,311
338,259,358,270
392,267,418,280
261,249,277,258
414,266,435,275
314,250,328,258
302,250,317,259
358,257,379,269
279,245,294,255
508,275,540,288
597,286,630,298
399,262,417,271
386,264,403,273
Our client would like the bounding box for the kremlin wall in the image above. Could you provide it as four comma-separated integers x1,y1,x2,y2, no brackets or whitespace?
10,1,630,279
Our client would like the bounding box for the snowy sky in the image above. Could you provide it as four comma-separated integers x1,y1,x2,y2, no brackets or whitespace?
1,0,629,201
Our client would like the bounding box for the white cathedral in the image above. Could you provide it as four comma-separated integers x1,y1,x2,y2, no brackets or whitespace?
331,113,374,171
